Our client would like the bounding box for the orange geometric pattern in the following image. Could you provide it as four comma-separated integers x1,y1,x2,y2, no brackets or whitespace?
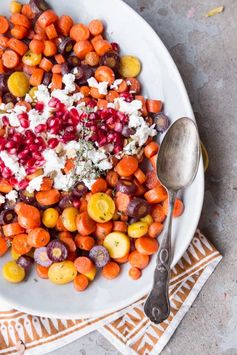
0,230,222,355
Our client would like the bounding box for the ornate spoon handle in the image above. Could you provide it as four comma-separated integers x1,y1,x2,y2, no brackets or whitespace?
144,191,176,324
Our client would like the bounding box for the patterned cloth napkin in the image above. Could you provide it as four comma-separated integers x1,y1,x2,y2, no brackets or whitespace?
0,230,222,355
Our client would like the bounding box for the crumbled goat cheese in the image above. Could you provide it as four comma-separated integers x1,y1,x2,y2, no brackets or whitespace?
43,149,66,175
87,77,109,95
53,171,73,190
128,113,145,128
35,85,51,105
5,189,18,202
131,123,156,146
110,79,123,90
63,73,76,93
52,89,75,107
114,98,142,115
0,194,5,204
24,94,33,103
26,175,44,193
123,140,138,155
0,151,26,180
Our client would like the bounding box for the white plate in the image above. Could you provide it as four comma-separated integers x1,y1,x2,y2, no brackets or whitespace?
0,0,204,319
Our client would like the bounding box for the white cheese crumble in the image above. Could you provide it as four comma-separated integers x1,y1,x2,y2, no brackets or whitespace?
63,73,76,93
42,149,66,175
87,77,109,95
114,98,142,115
26,175,44,193
24,94,33,103
110,79,123,90
5,189,18,202
0,194,5,204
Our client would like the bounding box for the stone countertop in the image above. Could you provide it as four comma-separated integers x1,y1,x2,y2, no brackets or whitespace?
50,0,237,354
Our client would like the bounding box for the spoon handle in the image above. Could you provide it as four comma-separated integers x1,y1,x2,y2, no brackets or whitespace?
144,190,176,324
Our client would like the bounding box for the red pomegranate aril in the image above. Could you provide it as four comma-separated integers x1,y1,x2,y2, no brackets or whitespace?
18,150,29,159
48,138,59,149
20,118,30,128
26,167,37,174
34,152,43,160
116,111,128,123
26,158,36,168
2,167,13,179
5,141,17,149
34,159,45,167
48,98,60,108
35,102,44,112
111,42,120,52
87,99,97,108
25,130,36,139
61,132,76,143
114,122,123,133
12,133,22,143
29,144,39,152
9,177,18,186
18,112,28,120
18,179,29,189
113,145,123,154
56,102,66,112
2,116,9,126
120,92,133,102
8,148,18,155
35,124,47,133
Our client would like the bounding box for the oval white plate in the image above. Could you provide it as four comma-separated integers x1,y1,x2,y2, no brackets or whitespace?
0,0,204,319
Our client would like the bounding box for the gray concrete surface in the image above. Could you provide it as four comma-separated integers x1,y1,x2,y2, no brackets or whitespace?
49,0,237,354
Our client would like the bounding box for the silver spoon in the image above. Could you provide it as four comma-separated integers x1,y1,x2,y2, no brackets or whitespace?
144,117,200,324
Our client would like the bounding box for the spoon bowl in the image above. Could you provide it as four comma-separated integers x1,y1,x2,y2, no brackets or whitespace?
144,117,200,324
157,117,200,191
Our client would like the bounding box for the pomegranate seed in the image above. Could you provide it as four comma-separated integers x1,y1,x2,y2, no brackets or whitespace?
26,158,36,168
18,179,29,190
5,141,17,149
114,122,123,133
12,133,22,144
26,167,37,174
8,148,18,155
111,42,120,52
120,92,133,102
0,137,7,151
35,102,44,112
2,116,9,126
87,99,97,108
35,124,47,133
9,177,18,186
61,132,76,143
116,111,128,123
25,130,36,139
2,167,12,179
34,159,45,167
18,112,28,120
56,102,65,112
48,98,60,108
34,152,43,160
29,144,39,152
114,145,123,154
8,128,15,135
88,112,98,121
18,150,29,159
48,138,59,149
20,118,30,128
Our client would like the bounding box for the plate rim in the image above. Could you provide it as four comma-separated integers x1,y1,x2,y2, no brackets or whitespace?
0,0,204,319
